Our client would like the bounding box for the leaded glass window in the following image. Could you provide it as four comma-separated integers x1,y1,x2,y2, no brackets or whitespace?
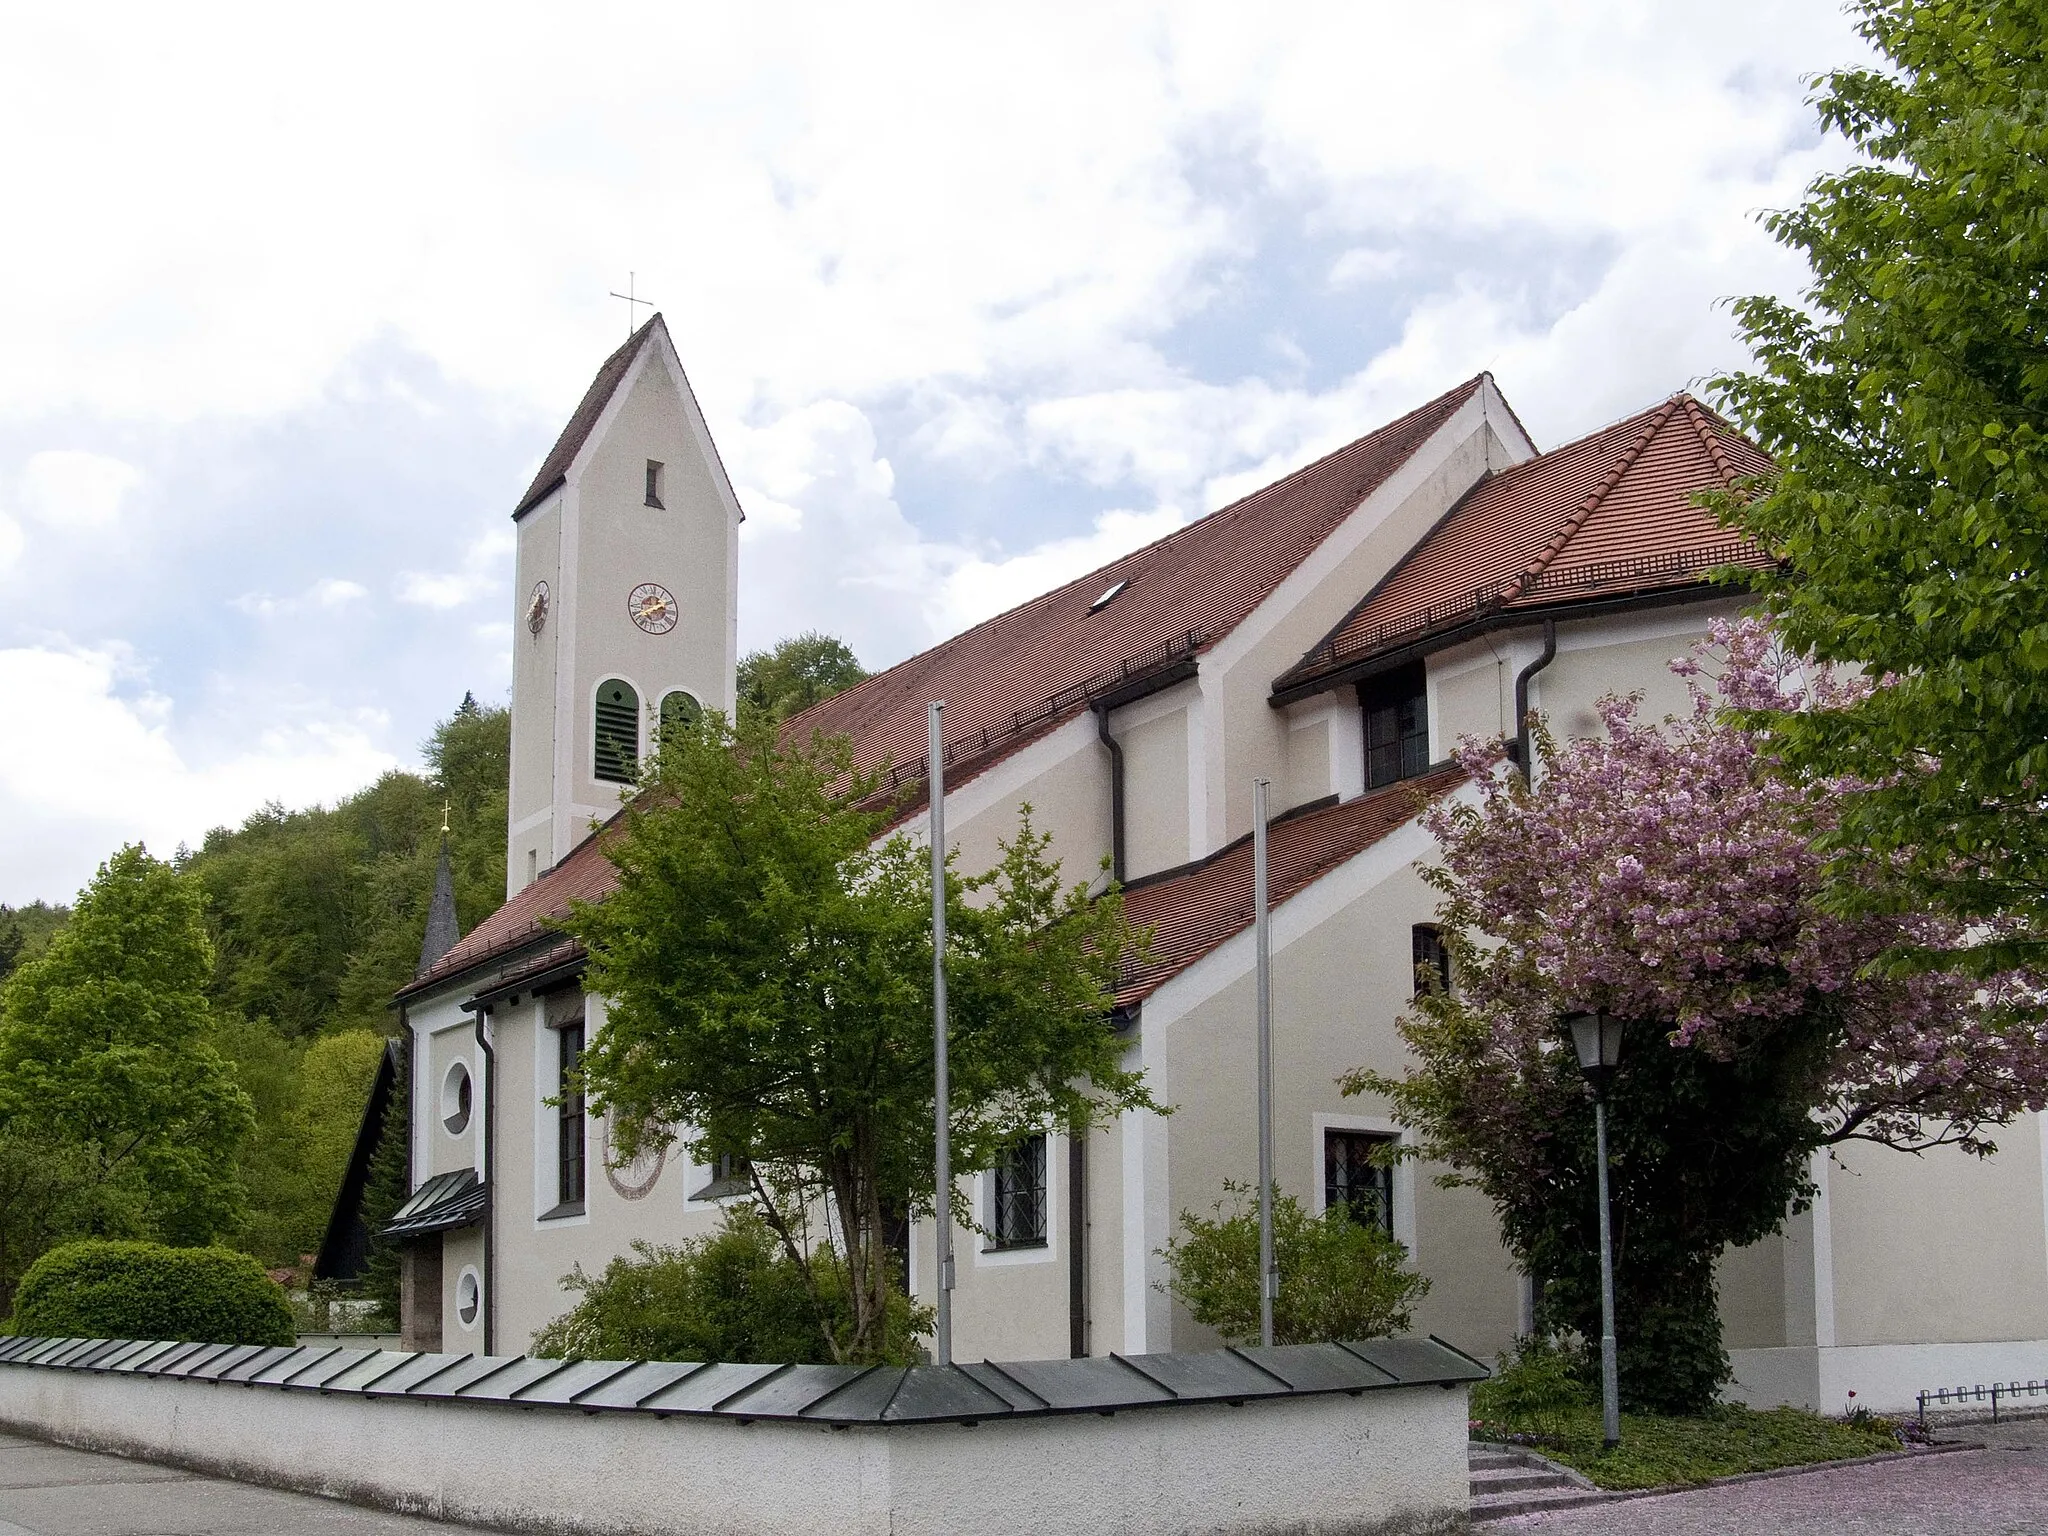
991,1135,1048,1249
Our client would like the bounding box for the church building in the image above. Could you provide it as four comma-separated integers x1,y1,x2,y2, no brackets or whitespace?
382,315,2048,1413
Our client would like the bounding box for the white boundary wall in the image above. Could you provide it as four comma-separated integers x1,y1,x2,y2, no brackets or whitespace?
1730,1339,2048,1415
0,1362,1470,1535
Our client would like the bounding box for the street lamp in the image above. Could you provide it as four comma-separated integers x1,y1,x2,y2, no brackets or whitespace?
1565,1009,1625,1449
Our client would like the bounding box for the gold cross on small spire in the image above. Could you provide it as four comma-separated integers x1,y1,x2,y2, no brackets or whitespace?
440,801,451,836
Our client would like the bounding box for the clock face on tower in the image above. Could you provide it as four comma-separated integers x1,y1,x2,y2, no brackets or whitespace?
629,582,679,634
525,580,550,635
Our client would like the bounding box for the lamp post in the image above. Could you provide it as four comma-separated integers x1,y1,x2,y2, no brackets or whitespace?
1565,1008,1625,1449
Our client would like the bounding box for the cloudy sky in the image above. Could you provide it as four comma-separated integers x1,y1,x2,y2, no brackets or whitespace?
0,1,1867,906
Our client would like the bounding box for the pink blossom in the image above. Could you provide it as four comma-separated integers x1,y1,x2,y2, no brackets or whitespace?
1426,618,2048,1154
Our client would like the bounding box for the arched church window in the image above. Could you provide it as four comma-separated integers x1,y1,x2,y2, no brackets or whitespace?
594,679,640,783
659,690,702,745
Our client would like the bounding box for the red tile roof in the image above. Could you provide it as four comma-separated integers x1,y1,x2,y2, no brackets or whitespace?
1280,395,1773,694
785,375,1489,794
408,378,1483,1000
405,378,1482,1002
1116,767,1467,1007
399,821,621,999
513,315,666,519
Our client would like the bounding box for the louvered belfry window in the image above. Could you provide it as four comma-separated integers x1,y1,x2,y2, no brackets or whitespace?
594,679,640,783
659,690,702,746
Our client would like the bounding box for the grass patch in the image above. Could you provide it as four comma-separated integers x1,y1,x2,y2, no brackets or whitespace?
1473,1403,1906,1490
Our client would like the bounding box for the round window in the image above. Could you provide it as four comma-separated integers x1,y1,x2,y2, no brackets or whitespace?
442,1061,473,1136
456,1268,480,1329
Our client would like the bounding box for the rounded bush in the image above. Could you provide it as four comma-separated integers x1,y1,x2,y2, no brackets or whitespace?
9,1240,295,1346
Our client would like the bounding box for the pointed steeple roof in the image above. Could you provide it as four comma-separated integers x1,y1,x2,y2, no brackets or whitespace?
417,827,463,975
513,313,668,519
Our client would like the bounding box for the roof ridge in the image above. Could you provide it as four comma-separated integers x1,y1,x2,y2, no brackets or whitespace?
1508,396,1683,598
1675,393,1739,486
782,375,1488,733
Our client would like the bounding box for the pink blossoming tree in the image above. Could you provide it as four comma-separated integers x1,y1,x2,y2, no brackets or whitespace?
1347,619,2048,1412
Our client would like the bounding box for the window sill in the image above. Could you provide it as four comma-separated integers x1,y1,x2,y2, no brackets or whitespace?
689,1176,751,1203
983,1238,1048,1254
538,1201,586,1222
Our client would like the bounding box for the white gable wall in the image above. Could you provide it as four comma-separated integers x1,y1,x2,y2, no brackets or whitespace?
1198,382,1531,856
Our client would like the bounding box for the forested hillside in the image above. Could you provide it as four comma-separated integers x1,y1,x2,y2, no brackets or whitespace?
186,694,509,1268
2,637,865,1307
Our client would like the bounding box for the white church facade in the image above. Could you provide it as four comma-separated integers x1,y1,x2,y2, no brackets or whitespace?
383,316,2048,1412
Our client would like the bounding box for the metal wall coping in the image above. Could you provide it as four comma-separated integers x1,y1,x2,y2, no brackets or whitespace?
0,1333,1485,1427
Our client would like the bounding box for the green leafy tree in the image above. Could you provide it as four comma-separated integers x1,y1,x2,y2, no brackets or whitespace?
1159,1182,1429,1346
1712,0,2048,961
354,1052,410,1326
533,1210,929,1365
737,632,869,722
565,709,1154,1363
189,694,508,1037
0,846,254,1249
223,1028,387,1267
0,902,68,985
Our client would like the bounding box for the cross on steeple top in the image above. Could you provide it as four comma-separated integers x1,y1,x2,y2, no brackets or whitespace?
608,271,654,338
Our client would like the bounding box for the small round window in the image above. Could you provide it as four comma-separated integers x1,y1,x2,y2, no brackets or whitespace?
442,1061,473,1136
456,1268,480,1329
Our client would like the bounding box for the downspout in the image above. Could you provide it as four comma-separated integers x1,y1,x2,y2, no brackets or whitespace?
1069,1133,1088,1357
1513,618,1558,783
472,1007,496,1357
1093,703,1126,885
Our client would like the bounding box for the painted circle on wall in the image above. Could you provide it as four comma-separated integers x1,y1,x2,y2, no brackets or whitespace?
604,1119,667,1201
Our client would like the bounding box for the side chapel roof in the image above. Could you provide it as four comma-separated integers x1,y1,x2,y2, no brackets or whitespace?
1276,393,1774,698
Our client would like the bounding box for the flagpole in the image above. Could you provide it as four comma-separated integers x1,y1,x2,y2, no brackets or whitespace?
1254,776,1275,1348
930,702,954,1365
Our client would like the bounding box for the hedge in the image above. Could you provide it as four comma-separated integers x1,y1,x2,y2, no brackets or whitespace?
8,1240,295,1346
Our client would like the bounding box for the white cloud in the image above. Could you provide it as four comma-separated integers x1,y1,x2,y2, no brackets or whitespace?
232,576,369,618
17,450,140,529
0,2,1880,899
395,526,515,610
0,644,395,902
394,572,491,609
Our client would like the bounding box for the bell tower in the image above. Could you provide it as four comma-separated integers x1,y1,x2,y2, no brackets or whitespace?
505,315,742,896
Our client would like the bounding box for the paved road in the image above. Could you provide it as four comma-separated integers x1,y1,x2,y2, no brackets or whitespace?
1496,1418,2048,1535
0,1431,497,1535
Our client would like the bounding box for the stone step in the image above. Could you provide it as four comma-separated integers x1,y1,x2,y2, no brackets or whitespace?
1470,1467,1577,1496
1467,1449,1527,1471
1470,1486,1623,1523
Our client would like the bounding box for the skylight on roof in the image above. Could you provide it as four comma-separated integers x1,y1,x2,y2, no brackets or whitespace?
1088,579,1129,613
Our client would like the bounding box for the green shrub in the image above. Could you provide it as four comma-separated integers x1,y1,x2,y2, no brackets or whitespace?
9,1239,295,1345
1470,1335,1594,1438
1159,1181,1430,1346
532,1208,930,1365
